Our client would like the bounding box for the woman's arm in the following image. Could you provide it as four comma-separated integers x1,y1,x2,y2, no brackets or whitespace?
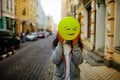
72,43,83,65
51,42,63,65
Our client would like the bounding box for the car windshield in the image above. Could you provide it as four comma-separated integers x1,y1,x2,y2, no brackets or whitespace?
28,33,36,35
28,33,33,35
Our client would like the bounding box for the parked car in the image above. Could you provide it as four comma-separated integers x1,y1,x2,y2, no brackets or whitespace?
0,29,21,56
38,32,45,38
26,32,38,41
45,32,50,37
10,33,21,49
49,32,52,35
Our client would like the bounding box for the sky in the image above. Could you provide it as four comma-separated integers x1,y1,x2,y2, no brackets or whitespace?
41,0,62,25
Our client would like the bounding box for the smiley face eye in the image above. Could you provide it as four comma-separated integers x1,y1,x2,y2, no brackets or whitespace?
66,28,70,30
73,28,76,31
64,26,71,31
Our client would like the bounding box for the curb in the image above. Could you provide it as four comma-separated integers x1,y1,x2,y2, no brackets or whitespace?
0,50,15,61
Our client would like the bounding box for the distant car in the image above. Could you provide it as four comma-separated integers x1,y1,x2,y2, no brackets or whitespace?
45,32,49,37
26,32,38,41
38,32,45,38
48,32,52,35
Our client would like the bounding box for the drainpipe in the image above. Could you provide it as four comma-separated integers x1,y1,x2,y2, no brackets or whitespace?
93,7,96,51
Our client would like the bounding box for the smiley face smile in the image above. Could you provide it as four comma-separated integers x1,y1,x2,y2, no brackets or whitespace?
67,33,74,35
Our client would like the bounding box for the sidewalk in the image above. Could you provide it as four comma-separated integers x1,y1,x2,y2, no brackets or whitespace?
79,49,120,80
79,60,120,80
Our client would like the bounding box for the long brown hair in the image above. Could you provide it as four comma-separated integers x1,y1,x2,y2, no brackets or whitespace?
52,34,84,51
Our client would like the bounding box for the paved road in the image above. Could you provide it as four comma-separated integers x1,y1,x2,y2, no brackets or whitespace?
80,60,120,80
0,34,120,80
0,34,55,80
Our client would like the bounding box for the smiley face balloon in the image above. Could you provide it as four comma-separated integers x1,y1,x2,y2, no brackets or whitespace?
58,17,80,40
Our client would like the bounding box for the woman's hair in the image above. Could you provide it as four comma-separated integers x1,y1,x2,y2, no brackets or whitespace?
52,37,59,49
52,35,84,51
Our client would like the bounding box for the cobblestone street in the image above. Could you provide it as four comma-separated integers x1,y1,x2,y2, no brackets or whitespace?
80,60,120,80
0,35,54,80
1,0,120,80
0,34,120,80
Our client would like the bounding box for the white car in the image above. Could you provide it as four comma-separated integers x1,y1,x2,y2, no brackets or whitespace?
26,32,38,41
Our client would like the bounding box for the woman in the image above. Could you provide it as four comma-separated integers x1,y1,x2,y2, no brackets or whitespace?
51,33,84,80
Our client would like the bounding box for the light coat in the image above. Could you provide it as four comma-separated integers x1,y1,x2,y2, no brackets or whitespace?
51,42,83,80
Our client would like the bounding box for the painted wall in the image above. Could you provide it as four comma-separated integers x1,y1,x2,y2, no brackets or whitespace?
84,9,88,38
114,0,120,47
95,3,106,50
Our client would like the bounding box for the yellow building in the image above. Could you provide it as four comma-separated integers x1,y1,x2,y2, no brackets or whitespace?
61,0,67,18
29,0,36,32
61,0,75,18
15,0,36,35
62,0,120,72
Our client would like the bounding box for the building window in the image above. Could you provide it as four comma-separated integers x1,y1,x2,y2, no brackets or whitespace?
6,0,12,11
87,6,91,38
6,0,8,9
22,8,26,15
15,5,16,14
22,0,26,2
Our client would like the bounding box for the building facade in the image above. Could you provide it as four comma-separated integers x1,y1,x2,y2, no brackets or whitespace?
0,0,15,32
15,0,37,35
61,0,76,18
62,0,120,71
29,0,36,32
0,0,37,35
36,0,46,32
46,16,54,32
15,0,29,34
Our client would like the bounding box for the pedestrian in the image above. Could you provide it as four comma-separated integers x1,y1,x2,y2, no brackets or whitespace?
20,32,26,43
51,32,84,80
26,29,30,35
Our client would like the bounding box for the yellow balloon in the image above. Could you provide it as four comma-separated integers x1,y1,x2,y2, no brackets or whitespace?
58,17,80,40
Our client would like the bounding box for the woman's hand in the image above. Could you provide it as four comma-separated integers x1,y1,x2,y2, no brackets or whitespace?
57,32,64,43
72,33,80,44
